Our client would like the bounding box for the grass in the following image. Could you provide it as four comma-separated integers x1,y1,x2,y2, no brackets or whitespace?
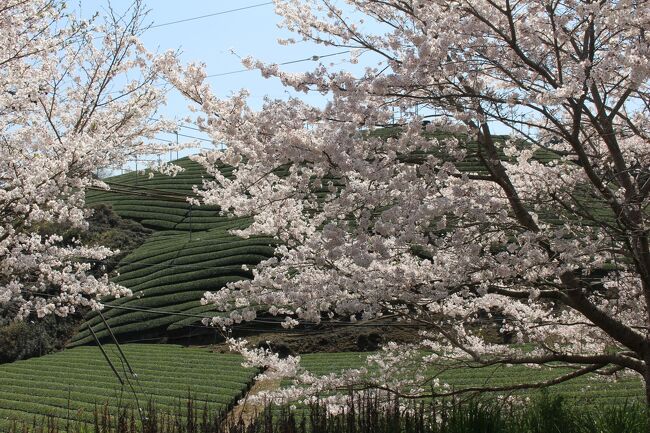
0,344,256,431
6,392,650,433
261,392,650,433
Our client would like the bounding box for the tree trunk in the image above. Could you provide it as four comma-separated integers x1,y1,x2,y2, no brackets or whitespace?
643,354,650,433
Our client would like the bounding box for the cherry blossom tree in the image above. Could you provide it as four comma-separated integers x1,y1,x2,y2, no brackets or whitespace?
171,0,650,406
0,0,175,320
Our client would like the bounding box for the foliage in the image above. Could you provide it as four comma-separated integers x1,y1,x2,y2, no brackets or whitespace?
61,158,276,342
85,158,232,232
4,390,650,433
0,316,79,364
282,351,643,407
69,226,274,345
0,205,151,362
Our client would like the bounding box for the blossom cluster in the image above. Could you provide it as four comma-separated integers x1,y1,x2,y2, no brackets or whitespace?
170,0,650,399
0,0,177,319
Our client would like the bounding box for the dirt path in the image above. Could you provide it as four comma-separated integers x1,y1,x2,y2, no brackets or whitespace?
223,377,282,426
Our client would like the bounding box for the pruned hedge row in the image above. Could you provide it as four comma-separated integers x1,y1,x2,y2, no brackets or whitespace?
74,156,278,341
70,222,275,344
86,157,235,231
291,352,643,405
79,136,607,343
0,345,256,431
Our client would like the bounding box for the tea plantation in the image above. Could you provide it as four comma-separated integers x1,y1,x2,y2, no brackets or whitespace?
85,157,232,231
70,229,275,345
74,141,610,343
71,157,276,344
0,344,256,431
0,140,636,432
288,352,645,405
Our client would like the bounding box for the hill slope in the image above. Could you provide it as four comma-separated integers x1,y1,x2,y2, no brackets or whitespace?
72,158,274,345
74,132,614,345
86,158,239,232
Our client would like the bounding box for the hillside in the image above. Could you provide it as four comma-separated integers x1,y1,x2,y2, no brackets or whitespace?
86,157,237,232
71,158,275,345
72,132,616,346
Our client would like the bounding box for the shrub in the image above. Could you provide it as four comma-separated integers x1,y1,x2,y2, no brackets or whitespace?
0,316,80,364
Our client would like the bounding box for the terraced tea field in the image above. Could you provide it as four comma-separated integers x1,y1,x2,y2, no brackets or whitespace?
72,157,276,343
0,345,256,431
290,352,645,405
86,158,233,231
70,229,275,345
76,139,607,343
1,346,643,431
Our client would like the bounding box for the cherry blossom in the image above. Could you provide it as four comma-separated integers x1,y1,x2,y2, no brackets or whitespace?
0,0,177,320
171,0,650,406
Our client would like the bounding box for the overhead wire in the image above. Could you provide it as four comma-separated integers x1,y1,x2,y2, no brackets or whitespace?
206,50,351,78
94,259,257,271
94,304,424,329
91,2,274,43
159,131,213,144
148,2,273,30
23,285,632,345
18,289,420,330
87,185,194,202
98,310,148,422
119,49,365,162
101,179,198,197
175,123,203,133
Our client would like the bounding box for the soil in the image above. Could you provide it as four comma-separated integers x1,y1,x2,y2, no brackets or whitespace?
209,323,422,355
223,378,282,427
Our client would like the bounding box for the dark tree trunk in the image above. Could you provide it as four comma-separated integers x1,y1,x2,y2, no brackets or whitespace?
643,353,650,433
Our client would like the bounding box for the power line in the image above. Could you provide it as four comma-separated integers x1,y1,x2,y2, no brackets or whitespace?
102,180,195,196
147,136,176,145
90,3,273,41
130,119,213,148
170,131,213,143
176,124,203,133
96,304,423,329
18,288,419,330
16,289,410,334
102,259,257,271
148,2,273,30
149,134,210,145
207,50,350,78
148,119,205,134
87,185,193,202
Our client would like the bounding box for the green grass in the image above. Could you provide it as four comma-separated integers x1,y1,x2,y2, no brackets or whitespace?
0,344,256,431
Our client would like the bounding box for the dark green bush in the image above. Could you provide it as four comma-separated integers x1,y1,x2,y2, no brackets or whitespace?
0,316,80,364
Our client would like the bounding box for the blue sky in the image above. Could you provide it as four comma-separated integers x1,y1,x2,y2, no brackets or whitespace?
137,2,333,102
83,1,373,162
